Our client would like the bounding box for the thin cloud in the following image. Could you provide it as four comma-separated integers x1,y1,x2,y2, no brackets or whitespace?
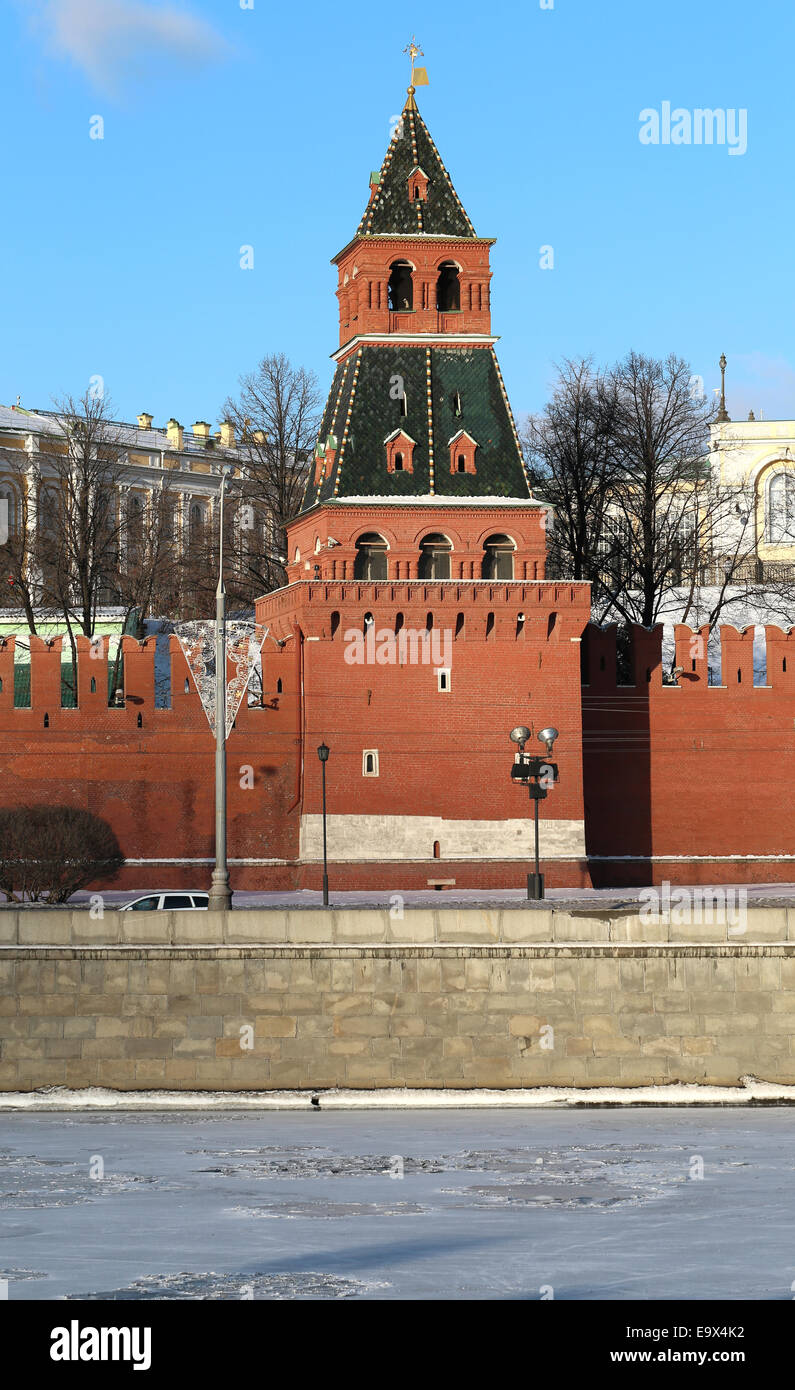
28,0,227,92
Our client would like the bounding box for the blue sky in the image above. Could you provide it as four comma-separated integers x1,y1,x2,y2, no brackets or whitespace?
2,0,793,427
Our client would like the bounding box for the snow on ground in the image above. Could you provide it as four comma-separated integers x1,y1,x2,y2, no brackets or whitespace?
1,1107,793,1299
2,1078,794,1111
64,883,795,910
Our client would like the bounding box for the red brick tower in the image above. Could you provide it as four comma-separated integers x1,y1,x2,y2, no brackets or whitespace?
257,78,591,890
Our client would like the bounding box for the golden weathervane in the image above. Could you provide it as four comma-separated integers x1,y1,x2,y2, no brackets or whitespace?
403,36,428,91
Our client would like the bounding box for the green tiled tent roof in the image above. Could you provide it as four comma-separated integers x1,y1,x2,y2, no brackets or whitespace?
301,344,530,510
357,94,476,239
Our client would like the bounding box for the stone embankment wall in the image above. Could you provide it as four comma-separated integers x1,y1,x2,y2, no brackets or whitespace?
1,906,794,1091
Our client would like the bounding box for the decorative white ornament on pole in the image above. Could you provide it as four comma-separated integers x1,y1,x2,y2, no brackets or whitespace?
176,620,269,738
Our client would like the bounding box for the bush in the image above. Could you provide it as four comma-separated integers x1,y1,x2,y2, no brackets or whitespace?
0,805,124,903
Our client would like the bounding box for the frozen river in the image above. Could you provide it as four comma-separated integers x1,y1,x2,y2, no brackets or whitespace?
1,1107,793,1300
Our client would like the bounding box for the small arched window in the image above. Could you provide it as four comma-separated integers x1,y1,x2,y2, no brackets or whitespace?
436,261,461,312
482,534,515,580
456,454,466,472
189,502,206,538
354,534,388,581
418,533,452,580
394,452,404,472
388,260,413,311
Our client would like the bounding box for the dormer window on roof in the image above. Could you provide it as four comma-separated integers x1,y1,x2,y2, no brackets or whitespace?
385,429,416,474
449,429,477,475
408,166,429,203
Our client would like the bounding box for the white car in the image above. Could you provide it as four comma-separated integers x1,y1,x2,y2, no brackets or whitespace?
121,892,209,911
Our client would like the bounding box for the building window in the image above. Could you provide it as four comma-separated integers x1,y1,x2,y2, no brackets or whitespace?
418,533,452,580
482,534,515,579
128,493,145,564
448,431,477,475
408,168,429,202
354,533,388,580
384,429,415,473
40,488,60,536
436,261,461,311
767,471,795,543
437,668,451,692
362,749,379,776
388,260,413,311
0,486,17,536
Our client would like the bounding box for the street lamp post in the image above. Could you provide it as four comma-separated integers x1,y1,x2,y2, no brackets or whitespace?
509,725,559,901
317,743,330,906
208,463,234,912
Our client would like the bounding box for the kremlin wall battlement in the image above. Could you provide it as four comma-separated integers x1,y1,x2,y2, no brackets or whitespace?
0,621,793,890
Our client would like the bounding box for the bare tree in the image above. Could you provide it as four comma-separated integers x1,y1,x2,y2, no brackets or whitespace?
600,351,754,629
524,352,795,643
33,391,130,684
19,392,182,696
0,462,46,634
222,353,320,599
0,805,123,903
522,358,618,582
115,477,181,634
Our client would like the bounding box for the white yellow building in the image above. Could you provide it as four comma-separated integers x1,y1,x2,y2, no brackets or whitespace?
710,410,795,576
0,402,250,549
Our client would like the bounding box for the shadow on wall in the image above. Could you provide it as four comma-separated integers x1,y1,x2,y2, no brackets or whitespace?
581,624,653,887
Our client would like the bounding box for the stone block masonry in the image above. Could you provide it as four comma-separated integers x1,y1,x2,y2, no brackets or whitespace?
1,907,794,1091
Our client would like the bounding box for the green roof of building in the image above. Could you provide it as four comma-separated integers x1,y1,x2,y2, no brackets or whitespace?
302,343,530,511
356,92,476,240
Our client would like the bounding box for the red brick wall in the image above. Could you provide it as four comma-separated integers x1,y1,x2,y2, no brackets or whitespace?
1,615,794,894
582,623,795,885
0,634,300,891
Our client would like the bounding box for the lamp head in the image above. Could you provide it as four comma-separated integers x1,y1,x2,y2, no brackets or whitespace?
538,726,559,754
317,742,330,763
510,726,531,750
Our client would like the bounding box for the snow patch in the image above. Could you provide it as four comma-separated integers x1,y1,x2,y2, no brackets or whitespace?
2,1079,795,1111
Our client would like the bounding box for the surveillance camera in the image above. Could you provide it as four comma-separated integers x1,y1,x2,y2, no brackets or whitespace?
326,537,340,548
